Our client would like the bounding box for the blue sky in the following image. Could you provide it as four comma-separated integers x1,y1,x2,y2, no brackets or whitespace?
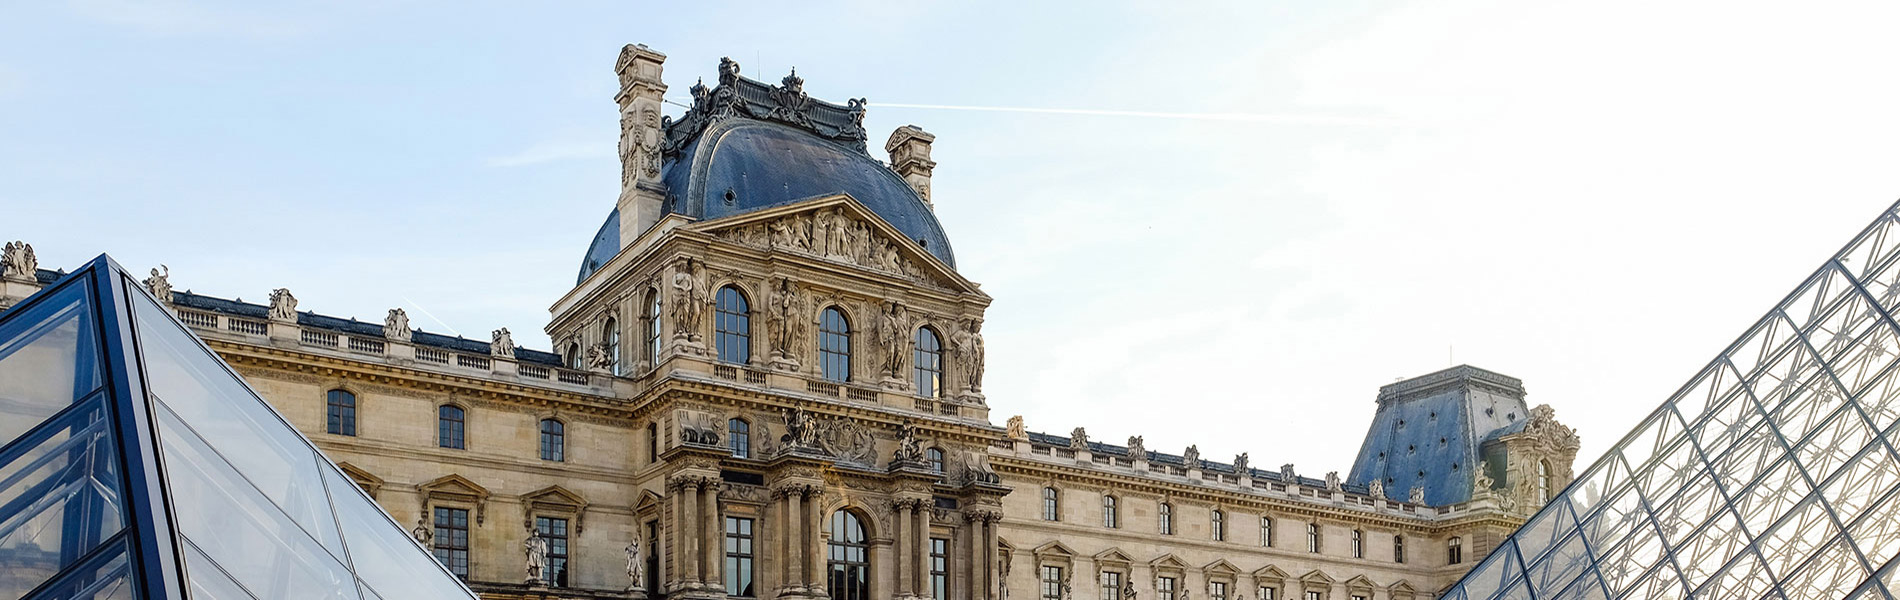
8,0,1900,475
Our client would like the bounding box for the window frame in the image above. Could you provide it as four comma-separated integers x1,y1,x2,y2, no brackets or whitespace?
536,515,570,586
604,317,622,375
819,307,852,382
1449,536,1464,565
326,388,356,436
1040,565,1065,600
432,506,471,579
539,418,565,462
1261,516,1274,547
913,326,944,398
645,289,663,368
715,286,752,365
726,516,756,597
827,510,871,600
929,537,949,600
927,447,945,474
1394,534,1405,564
729,418,751,459
1100,570,1123,600
1159,502,1174,535
1103,495,1119,529
1351,529,1364,558
1157,576,1177,600
1042,487,1060,521
1212,508,1225,542
1307,522,1322,554
438,404,466,449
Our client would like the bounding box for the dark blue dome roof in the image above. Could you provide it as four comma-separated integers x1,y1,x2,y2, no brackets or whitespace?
580,117,955,283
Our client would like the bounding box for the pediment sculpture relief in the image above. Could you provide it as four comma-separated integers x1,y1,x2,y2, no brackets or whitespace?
713,206,949,289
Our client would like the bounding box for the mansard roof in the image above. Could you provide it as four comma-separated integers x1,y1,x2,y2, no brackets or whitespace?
169,290,567,367
1021,430,1366,494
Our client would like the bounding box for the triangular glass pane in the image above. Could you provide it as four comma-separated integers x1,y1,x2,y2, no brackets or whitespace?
0,282,100,448
0,394,124,598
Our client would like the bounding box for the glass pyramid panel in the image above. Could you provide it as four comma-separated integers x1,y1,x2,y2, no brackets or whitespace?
1441,201,1900,598
0,256,477,600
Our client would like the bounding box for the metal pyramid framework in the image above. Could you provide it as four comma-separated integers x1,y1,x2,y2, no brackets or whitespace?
1443,201,1900,599
0,256,477,600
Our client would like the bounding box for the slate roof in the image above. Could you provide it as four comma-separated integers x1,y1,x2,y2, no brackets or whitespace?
1022,431,1363,494
1345,365,1531,506
170,291,564,367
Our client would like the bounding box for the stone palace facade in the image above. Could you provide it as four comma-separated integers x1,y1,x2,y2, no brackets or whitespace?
0,44,1581,600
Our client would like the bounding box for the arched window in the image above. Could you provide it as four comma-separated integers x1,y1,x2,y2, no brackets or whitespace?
1042,487,1060,521
1394,535,1406,563
539,418,564,462
1537,459,1553,504
1103,495,1119,529
1159,502,1174,535
1351,529,1364,558
913,327,943,397
927,447,945,474
326,389,356,436
1306,523,1321,553
644,289,662,367
604,318,621,375
819,307,852,382
565,342,582,370
827,511,870,600
1449,536,1464,564
715,286,751,364
1212,509,1225,541
729,418,751,459
438,405,465,449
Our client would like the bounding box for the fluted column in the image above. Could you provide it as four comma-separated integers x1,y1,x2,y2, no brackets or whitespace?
913,504,930,597
983,514,999,600
807,488,826,598
681,478,702,586
703,480,724,591
966,513,986,600
895,500,914,598
788,487,805,593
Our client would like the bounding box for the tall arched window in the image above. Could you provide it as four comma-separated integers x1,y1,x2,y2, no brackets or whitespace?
1449,536,1464,564
1537,459,1553,504
729,418,751,459
1042,487,1060,521
565,342,582,370
1212,509,1225,541
827,511,870,600
1351,529,1364,558
604,318,622,375
326,389,356,436
1394,535,1406,563
1306,523,1321,553
1159,502,1174,535
438,405,465,449
715,286,751,364
1103,495,1119,529
539,418,564,462
644,289,662,367
927,447,945,474
819,307,852,382
913,327,943,397
1260,516,1274,547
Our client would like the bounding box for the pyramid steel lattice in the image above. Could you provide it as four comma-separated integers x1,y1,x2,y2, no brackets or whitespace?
0,256,477,600
1442,201,1900,599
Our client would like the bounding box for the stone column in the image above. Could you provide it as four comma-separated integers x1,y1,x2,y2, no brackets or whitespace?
787,487,805,595
914,504,931,597
983,515,1000,600
704,480,724,592
967,513,987,600
807,489,826,597
681,478,702,586
895,500,913,598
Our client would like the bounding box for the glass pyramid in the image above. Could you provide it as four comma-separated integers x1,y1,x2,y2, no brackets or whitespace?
0,256,477,600
1441,202,1900,599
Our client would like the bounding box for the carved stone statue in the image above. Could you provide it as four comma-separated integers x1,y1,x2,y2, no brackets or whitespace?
781,405,820,452
670,259,707,343
411,518,433,546
525,530,550,584
1069,427,1089,451
1325,471,1342,492
718,57,741,86
491,328,516,358
1280,463,1297,483
1473,470,1495,496
383,308,411,341
1183,445,1201,467
893,420,924,464
1409,486,1427,504
587,344,616,371
768,278,805,364
1124,582,1138,600
1233,452,1250,474
1369,478,1386,500
875,300,910,381
952,318,986,392
143,266,172,303
1126,436,1145,460
625,540,643,588
268,288,298,321
1005,415,1026,440
2,241,36,280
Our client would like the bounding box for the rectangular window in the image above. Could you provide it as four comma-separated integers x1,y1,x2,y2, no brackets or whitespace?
432,507,469,579
1261,516,1273,547
326,390,355,436
438,405,465,449
537,516,570,586
1041,566,1065,600
1394,535,1405,563
930,538,949,600
726,517,755,596
1305,592,1322,600
648,422,659,463
1158,577,1177,600
1351,529,1363,558
1101,571,1123,600
1210,581,1227,600
1260,587,1276,600
1352,596,1368,600
1307,523,1322,553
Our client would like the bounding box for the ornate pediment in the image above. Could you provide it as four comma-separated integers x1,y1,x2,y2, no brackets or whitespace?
1251,565,1289,582
695,195,974,293
1093,548,1134,566
523,485,590,532
1298,570,1336,585
1032,540,1077,558
419,473,492,524
1202,559,1240,576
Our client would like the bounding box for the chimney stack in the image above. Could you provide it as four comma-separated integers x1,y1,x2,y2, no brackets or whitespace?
885,125,937,206
615,44,668,247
